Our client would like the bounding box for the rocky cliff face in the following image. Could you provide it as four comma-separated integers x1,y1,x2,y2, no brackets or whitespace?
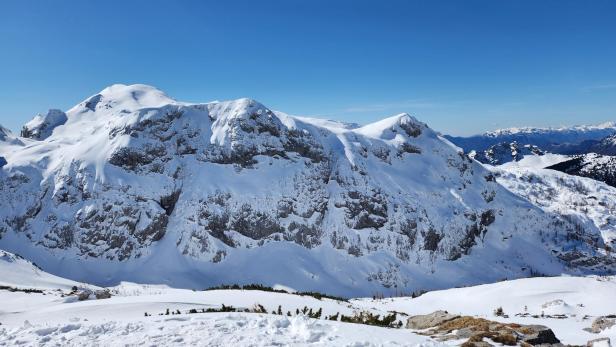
0,84,611,296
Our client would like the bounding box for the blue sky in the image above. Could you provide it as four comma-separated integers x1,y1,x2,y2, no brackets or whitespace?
1,0,615,135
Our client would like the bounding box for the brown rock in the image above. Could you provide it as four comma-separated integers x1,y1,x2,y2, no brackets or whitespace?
95,289,111,299
77,290,92,301
406,310,460,330
406,311,561,346
586,316,616,334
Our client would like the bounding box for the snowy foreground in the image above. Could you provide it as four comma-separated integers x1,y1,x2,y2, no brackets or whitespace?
0,283,436,346
1,252,616,346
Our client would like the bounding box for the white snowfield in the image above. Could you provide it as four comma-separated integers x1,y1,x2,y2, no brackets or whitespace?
1,250,616,346
0,250,91,290
0,251,437,346
0,297,437,347
354,275,616,345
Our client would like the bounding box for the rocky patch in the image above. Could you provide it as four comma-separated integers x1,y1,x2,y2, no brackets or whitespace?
406,311,561,346
584,315,616,334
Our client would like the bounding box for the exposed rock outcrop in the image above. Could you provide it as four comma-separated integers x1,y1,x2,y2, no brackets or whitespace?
406,312,560,346
585,315,616,334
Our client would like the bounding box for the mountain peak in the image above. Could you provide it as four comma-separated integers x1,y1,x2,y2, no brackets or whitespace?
0,124,24,147
70,84,177,114
372,113,416,126
98,83,172,100
0,125,11,140
21,109,67,140
356,113,426,140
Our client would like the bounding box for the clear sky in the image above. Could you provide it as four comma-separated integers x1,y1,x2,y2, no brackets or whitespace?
1,0,616,135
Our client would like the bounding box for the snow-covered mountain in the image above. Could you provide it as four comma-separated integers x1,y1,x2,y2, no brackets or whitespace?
472,141,544,165
446,123,616,155
546,153,616,189
590,133,616,156
20,109,68,140
493,162,616,247
0,84,612,296
0,125,23,147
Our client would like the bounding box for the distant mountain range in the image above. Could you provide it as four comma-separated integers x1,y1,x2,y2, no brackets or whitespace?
446,123,616,156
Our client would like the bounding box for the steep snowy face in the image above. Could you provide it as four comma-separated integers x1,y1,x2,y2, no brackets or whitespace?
0,84,611,296
21,109,68,140
446,123,616,155
472,141,544,165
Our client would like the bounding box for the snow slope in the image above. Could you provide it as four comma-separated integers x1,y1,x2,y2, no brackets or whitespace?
497,153,570,170
0,286,437,346
0,250,83,290
0,126,25,154
547,153,616,188
0,314,438,347
0,250,436,346
0,252,614,346
0,84,612,297
492,164,616,246
354,276,616,345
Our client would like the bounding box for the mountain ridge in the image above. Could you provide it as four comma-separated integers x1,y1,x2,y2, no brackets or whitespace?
0,84,612,296
446,122,616,155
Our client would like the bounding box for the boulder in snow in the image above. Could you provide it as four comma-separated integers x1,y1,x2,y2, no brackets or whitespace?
75,288,112,300
406,310,459,330
585,315,616,334
95,289,112,299
521,325,561,345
